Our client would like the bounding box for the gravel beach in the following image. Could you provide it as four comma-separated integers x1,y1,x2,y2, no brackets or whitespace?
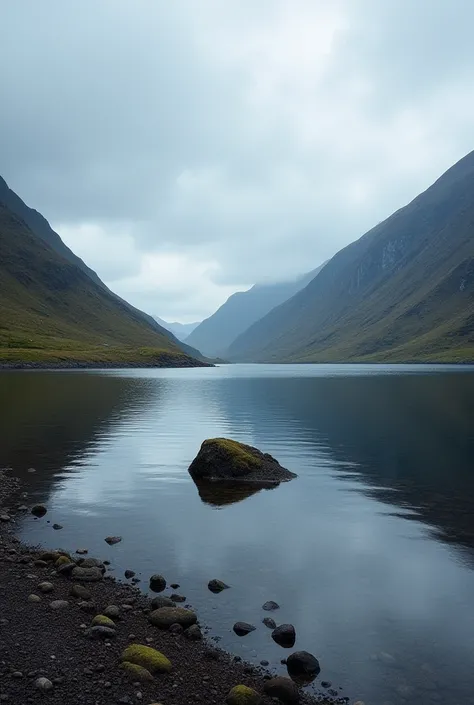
0,471,337,705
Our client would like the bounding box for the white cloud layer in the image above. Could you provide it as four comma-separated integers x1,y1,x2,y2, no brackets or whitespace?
1,0,473,320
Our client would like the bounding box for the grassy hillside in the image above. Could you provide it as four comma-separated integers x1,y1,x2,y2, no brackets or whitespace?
227,151,474,364
186,264,325,358
0,203,206,367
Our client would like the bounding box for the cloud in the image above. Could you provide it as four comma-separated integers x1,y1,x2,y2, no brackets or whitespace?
1,0,473,320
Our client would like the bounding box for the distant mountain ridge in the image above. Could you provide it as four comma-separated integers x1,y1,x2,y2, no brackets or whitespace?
186,264,326,358
0,177,206,367
227,151,474,363
152,316,201,341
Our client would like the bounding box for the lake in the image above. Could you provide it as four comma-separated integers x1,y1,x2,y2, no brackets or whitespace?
1,364,474,705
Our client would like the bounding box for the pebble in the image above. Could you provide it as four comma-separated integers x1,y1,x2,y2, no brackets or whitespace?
233,621,256,636
0,515,11,523
52,524,63,530
104,605,121,619
38,582,54,593
35,677,53,692
76,548,88,555
124,570,135,579
260,660,269,666
104,536,122,545
11,671,23,679
262,600,280,611
50,600,69,610
263,617,277,629
27,594,41,603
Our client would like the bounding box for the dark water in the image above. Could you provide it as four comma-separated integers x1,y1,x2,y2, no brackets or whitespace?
1,364,474,705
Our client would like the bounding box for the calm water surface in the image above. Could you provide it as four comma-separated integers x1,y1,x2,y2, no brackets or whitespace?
1,364,474,705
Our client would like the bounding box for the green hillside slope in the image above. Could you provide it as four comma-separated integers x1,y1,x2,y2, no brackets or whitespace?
227,151,474,363
0,176,207,362
0,203,206,367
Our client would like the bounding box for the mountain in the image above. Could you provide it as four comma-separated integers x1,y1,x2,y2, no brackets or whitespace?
185,265,325,358
227,151,474,363
0,176,204,355
152,316,201,341
0,180,206,367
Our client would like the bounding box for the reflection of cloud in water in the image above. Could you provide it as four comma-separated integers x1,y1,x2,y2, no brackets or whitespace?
4,365,474,705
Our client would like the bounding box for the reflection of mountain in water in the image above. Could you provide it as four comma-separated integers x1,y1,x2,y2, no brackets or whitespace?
210,371,474,561
0,372,157,501
192,478,277,507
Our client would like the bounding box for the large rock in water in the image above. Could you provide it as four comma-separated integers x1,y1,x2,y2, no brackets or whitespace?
188,438,297,485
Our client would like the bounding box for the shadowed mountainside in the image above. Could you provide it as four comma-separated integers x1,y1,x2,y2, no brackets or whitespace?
186,264,325,358
227,152,474,363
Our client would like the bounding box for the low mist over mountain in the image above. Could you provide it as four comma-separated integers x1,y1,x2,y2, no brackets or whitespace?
153,317,201,342
186,266,325,358
227,151,474,363
0,178,205,367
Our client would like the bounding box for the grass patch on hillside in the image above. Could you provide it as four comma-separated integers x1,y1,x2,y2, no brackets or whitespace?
0,344,199,366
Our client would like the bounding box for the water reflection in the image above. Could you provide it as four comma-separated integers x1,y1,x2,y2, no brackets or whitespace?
1,365,474,705
0,371,157,501
193,479,278,507
208,371,474,562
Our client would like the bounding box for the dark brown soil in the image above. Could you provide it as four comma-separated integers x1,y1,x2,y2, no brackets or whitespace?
0,472,332,705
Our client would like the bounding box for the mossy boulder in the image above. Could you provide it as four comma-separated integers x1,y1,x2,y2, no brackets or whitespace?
92,614,115,627
149,607,197,629
121,661,154,682
188,438,297,484
226,685,262,705
121,644,172,673
55,555,72,568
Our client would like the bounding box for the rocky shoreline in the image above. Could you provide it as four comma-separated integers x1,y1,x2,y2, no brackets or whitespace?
0,472,342,705
0,358,213,371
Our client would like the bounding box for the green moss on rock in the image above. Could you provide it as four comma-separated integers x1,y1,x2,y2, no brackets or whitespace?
92,615,115,627
204,438,261,470
226,685,262,705
121,644,172,673
121,661,154,682
55,555,72,567
189,438,296,483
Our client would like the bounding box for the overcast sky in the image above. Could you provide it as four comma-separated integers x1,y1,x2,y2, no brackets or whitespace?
1,1,473,322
